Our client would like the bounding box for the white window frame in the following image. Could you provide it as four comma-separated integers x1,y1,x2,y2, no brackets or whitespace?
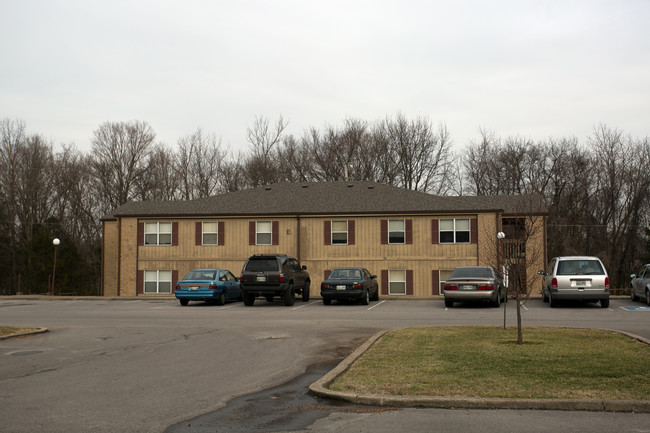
331,220,348,245
145,222,172,246
388,219,406,244
144,270,172,294
439,269,453,294
439,218,470,244
202,222,219,245
256,221,272,246
388,269,407,295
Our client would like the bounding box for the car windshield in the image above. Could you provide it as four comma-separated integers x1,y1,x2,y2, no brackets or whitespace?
183,270,216,280
245,259,279,272
557,260,604,275
450,267,493,279
329,269,362,280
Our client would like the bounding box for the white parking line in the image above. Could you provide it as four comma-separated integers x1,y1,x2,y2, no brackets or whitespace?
368,300,386,311
291,301,321,310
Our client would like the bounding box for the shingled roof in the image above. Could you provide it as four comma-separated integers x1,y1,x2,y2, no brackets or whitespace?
105,181,547,219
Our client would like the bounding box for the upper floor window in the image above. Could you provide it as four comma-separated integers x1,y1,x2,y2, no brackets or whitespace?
439,218,470,244
331,220,348,245
202,222,219,245
145,222,172,246
388,219,405,244
256,221,272,245
144,270,172,294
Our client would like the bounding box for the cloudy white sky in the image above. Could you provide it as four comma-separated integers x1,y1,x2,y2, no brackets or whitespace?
1,0,649,153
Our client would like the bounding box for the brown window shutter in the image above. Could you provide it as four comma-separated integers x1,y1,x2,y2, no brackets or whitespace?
172,270,178,293
195,222,202,245
406,270,414,295
380,220,388,244
432,270,440,295
348,220,355,245
172,222,179,246
471,218,478,244
381,270,388,295
136,270,143,295
138,222,144,246
272,221,279,245
431,219,439,244
324,270,331,280
218,221,225,245
324,221,331,245
405,219,413,244
249,221,255,245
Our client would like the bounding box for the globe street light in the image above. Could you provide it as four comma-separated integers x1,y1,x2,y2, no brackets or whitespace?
51,238,60,296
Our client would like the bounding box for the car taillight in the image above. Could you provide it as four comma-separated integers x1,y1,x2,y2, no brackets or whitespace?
208,285,217,290
443,284,457,291
353,284,363,289
321,283,328,289
175,285,181,291
605,277,610,289
239,276,243,282
279,273,285,282
478,284,494,291
551,278,558,289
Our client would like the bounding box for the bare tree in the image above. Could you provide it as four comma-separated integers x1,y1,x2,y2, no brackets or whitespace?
90,120,156,211
175,128,228,199
242,115,288,186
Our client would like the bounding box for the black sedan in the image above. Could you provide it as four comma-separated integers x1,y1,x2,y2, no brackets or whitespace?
320,267,379,305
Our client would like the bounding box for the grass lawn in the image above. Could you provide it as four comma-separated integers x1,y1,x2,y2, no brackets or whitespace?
328,326,650,400
0,326,39,337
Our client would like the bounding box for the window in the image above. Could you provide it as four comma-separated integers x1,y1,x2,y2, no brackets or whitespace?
388,219,405,244
145,222,172,245
144,270,172,294
389,270,406,295
202,222,218,245
439,218,470,243
331,220,348,245
256,221,272,245
439,269,453,294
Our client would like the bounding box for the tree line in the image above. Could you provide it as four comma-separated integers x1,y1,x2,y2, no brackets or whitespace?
1,115,648,295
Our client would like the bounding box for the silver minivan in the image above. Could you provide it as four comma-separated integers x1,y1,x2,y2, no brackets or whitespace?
538,256,610,308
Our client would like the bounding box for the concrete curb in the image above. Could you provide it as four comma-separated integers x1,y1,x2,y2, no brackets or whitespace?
0,327,49,340
309,329,650,413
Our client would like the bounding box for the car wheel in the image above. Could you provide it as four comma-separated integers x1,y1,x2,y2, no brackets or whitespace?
492,293,501,308
542,289,548,303
361,290,369,305
284,286,295,306
216,292,226,306
323,298,331,305
243,292,255,306
646,290,650,306
370,287,379,301
302,281,310,302
601,298,610,308
179,299,189,306
444,298,453,308
630,286,638,302
549,295,557,308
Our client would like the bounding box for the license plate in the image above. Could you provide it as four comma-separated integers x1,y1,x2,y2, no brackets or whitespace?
256,276,266,282
190,286,199,291
462,285,474,291
336,285,347,291
575,280,587,286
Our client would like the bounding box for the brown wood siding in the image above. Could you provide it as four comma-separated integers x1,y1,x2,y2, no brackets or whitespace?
405,219,413,244
431,219,439,244
136,270,143,295
272,221,279,245
471,218,478,244
324,221,331,245
406,269,413,295
248,221,255,245
380,219,388,244
218,221,225,245
381,270,388,294
432,270,439,295
195,222,202,245
348,220,355,245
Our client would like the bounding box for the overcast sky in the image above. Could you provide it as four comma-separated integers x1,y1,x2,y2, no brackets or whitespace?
1,0,649,154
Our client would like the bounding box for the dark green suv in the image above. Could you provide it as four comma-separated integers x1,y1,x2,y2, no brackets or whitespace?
239,254,310,306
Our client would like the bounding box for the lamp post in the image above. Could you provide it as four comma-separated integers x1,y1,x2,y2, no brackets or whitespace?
497,232,506,329
51,238,60,296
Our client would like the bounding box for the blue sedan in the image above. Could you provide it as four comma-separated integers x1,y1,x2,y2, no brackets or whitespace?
175,269,242,306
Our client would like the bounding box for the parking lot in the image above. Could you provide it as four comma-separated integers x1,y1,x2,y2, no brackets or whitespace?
1,297,649,433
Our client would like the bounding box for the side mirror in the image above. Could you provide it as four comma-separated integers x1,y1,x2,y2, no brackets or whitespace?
302,265,307,270
371,275,377,279
630,274,636,279
537,270,547,276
